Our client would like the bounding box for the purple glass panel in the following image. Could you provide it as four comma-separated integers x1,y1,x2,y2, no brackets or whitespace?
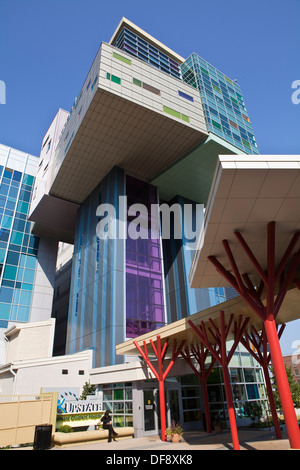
125,175,165,338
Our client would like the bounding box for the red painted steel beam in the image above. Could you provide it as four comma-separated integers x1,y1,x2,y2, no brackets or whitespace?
264,318,300,448
181,344,216,433
188,311,249,450
240,324,285,440
207,221,300,449
219,311,240,451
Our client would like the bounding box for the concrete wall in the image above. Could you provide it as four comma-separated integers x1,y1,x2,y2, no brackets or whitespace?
5,319,55,363
29,236,58,323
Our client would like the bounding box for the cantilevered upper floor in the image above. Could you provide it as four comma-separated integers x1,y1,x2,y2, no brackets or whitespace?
48,42,208,204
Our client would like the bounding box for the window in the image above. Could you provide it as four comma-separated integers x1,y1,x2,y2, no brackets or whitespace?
142,82,160,96
42,135,50,149
102,383,133,427
229,119,238,129
113,51,131,66
106,73,121,85
133,78,142,87
62,369,68,375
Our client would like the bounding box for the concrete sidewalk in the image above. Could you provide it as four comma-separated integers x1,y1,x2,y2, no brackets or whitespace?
51,428,292,451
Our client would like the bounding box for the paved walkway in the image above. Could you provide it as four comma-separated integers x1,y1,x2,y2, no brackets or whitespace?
51,428,291,451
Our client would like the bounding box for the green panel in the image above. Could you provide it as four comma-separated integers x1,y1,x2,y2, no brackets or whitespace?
200,67,209,75
242,139,251,149
106,73,111,80
212,120,222,130
230,96,239,106
163,106,181,119
133,78,142,87
212,84,221,93
225,76,233,85
114,389,124,400
111,75,121,85
181,114,190,123
113,52,131,66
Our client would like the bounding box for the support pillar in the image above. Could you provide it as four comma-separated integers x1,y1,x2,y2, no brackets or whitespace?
240,323,285,439
207,221,300,449
134,335,185,441
181,343,216,433
188,311,250,450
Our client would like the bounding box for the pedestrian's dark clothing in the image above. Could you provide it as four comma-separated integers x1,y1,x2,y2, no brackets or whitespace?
101,412,118,442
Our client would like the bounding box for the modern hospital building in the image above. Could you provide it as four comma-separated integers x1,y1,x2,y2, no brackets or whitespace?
0,18,299,442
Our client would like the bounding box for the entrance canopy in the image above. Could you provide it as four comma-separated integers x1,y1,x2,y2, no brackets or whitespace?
189,155,300,290
116,286,300,358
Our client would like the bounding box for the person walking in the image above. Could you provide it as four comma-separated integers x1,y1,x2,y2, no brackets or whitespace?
100,410,118,442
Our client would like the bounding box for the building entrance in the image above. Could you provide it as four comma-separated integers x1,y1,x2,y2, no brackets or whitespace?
142,385,182,435
143,390,156,432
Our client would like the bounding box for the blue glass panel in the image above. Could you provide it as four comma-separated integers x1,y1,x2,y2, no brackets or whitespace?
13,289,21,303
3,265,17,280
12,170,22,182
8,186,18,198
10,305,18,321
246,384,259,400
23,269,35,283
12,218,26,232
0,303,10,320
3,169,13,179
19,290,32,306
0,184,9,196
6,251,20,266
178,90,194,102
1,215,12,230
0,287,14,303
17,306,30,322
17,268,24,281
25,255,37,269
22,174,34,186
22,283,33,291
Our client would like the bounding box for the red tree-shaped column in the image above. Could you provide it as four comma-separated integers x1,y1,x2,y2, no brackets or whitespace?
181,343,216,433
239,323,285,439
207,221,300,449
133,335,185,441
188,311,250,450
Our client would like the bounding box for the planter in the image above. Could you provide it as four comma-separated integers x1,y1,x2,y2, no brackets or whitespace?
214,425,222,434
171,433,181,443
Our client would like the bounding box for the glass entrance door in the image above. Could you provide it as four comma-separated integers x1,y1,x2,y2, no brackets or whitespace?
168,389,180,425
143,390,156,432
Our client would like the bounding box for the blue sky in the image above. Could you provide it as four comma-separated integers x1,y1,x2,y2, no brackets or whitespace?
0,0,300,354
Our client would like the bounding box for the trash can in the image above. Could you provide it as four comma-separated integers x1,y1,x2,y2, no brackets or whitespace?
33,424,52,450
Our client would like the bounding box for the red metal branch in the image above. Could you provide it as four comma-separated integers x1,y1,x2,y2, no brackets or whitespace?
223,240,246,296
134,340,159,380
234,231,268,285
275,232,300,283
275,248,300,317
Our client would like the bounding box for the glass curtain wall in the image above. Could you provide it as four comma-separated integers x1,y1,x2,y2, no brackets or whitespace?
126,175,165,338
112,27,182,79
0,165,39,323
181,54,259,155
